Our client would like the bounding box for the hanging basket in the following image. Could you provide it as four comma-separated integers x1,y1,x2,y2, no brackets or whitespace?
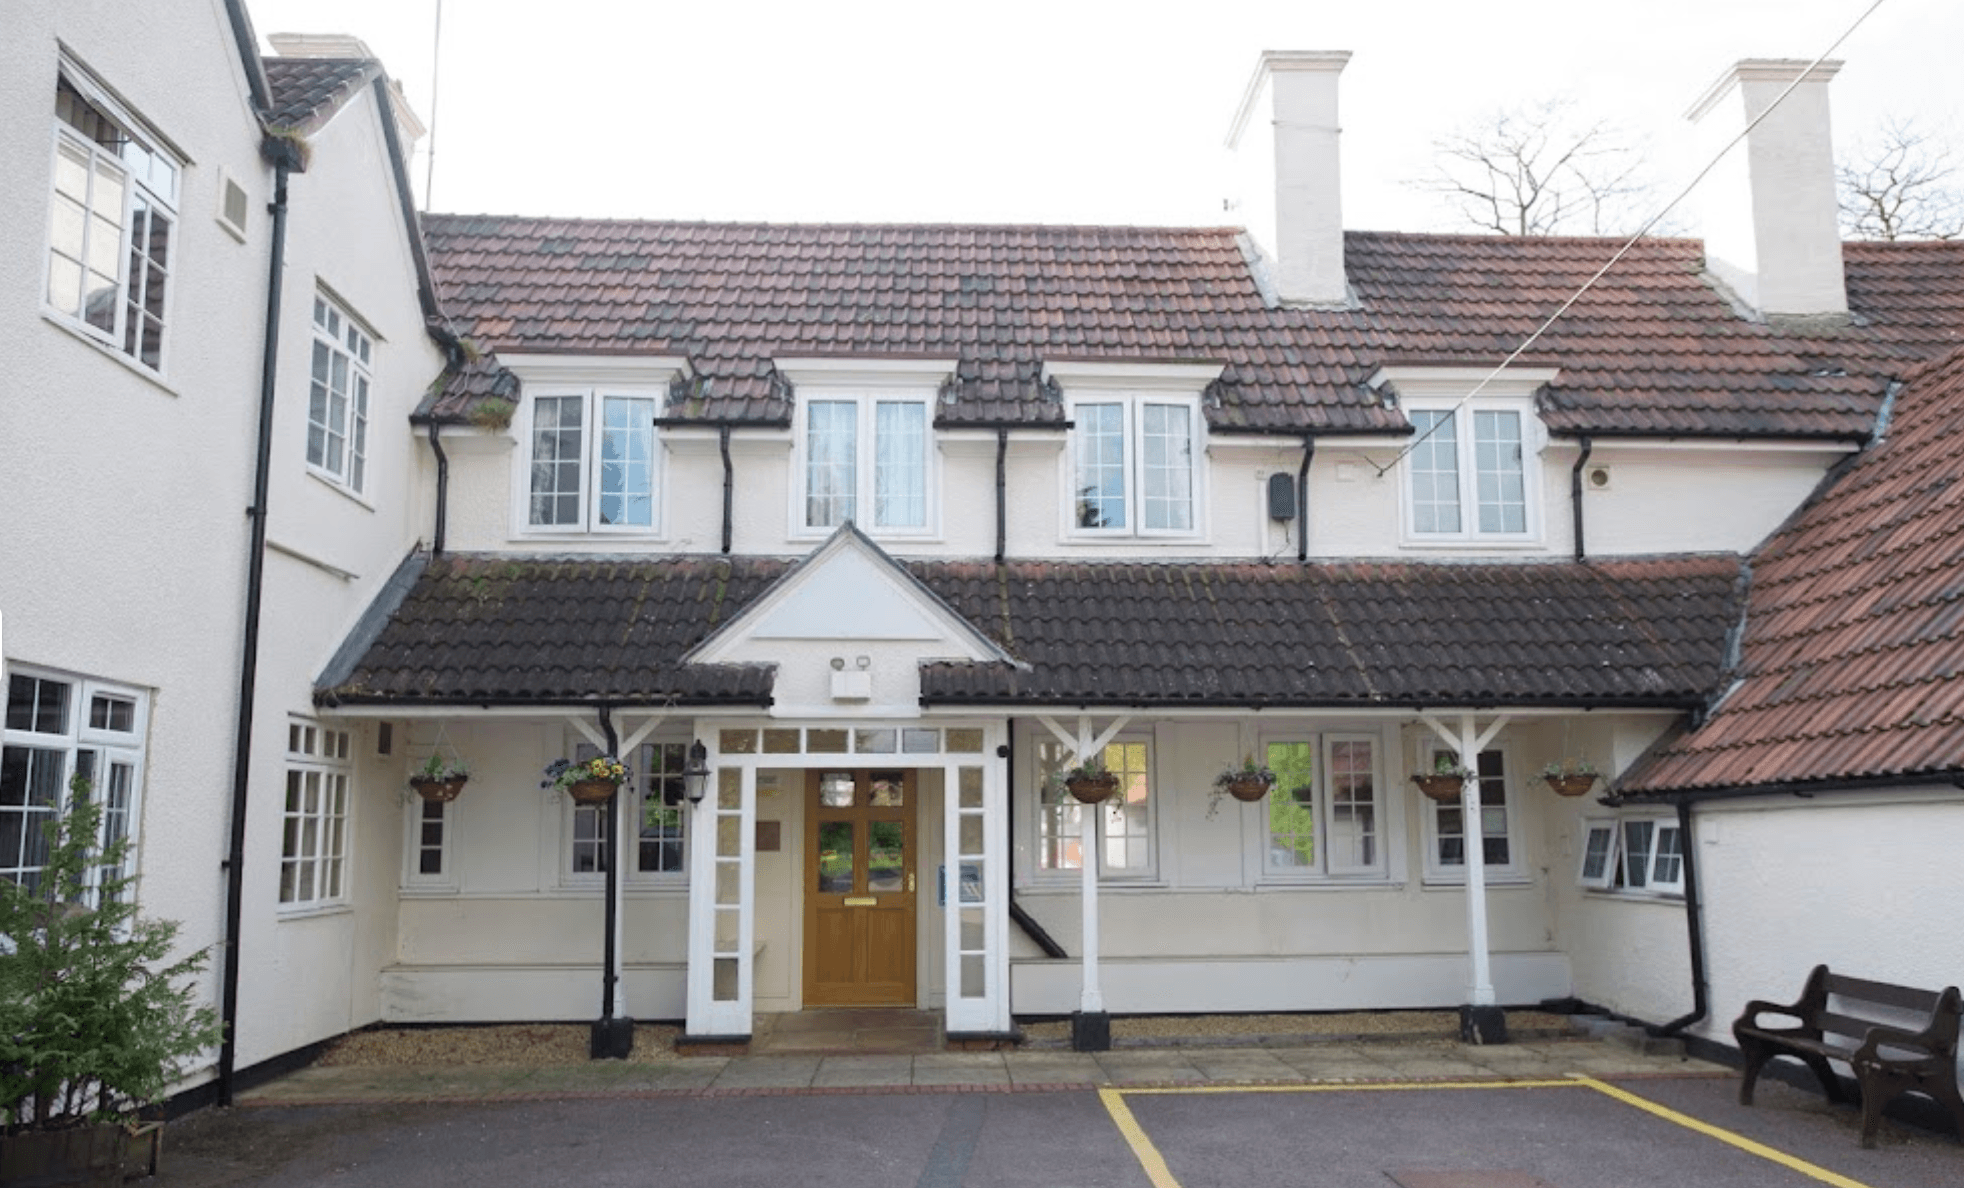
1065,774,1120,804
1544,773,1598,798
410,776,468,803
566,779,620,805
1222,775,1274,803
1411,774,1465,803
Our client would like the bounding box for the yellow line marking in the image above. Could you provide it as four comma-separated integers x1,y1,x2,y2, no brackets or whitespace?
1573,1076,1878,1188
1098,1088,1180,1188
1117,1078,1582,1096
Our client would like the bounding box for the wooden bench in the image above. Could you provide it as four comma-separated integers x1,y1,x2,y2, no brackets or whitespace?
1734,964,1964,1148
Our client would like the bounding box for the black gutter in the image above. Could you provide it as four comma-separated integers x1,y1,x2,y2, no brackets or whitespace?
1570,435,1593,561
219,0,272,112
653,417,792,430
918,694,1710,712
995,428,1009,564
427,423,448,555
933,419,1073,432
318,692,776,711
217,157,290,1108
1608,767,1964,807
1296,437,1314,563
719,426,733,555
1549,427,1871,446
1206,424,1406,438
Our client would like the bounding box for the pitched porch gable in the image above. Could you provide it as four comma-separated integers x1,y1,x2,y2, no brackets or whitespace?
686,524,1012,714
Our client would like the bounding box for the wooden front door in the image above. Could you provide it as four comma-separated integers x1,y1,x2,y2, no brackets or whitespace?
804,769,917,1007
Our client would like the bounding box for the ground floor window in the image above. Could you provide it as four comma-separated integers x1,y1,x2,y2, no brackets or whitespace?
2,669,145,902
1579,816,1684,895
1033,737,1154,878
1422,745,1522,880
282,719,351,907
568,740,689,881
1262,734,1384,879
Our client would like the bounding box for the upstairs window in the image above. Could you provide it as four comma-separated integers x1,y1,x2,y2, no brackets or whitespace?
308,293,373,495
1405,404,1534,542
524,390,659,533
802,394,931,533
46,72,179,370
1071,397,1198,536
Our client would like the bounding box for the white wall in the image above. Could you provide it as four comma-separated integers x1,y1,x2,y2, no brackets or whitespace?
438,418,1839,562
0,0,273,1089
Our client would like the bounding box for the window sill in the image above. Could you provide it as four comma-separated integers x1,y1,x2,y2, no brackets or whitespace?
1582,888,1685,903
512,528,668,544
276,902,353,921
1399,537,1545,552
1255,876,1402,891
1063,534,1208,548
1419,872,1534,888
399,883,460,896
306,467,376,511
41,309,178,396
1018,878,1166,892
792,527,941,545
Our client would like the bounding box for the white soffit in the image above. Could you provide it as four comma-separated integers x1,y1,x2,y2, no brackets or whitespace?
687,524,1010,665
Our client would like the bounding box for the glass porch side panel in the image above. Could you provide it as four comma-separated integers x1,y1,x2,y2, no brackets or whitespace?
944,752,1006,1033
686,754,754,1036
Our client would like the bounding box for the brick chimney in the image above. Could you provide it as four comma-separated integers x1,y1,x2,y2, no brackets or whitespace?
1686,59,1846,320
1226,51,1351,307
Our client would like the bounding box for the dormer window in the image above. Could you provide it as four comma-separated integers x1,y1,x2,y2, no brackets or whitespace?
500,354,689,538
1047,361,1223,543
779,359,954,539
1375,366,1554,548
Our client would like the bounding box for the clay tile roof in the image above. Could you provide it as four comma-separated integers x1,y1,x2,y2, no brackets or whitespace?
1620,344,1964,796
317,552,1744,710
415,216,1964,439
262,57,376,129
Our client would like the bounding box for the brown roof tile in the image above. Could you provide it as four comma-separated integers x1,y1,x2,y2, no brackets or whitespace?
1621,345,1964,795
262,57,376,130
317,553,1743,710
417,217,1964,439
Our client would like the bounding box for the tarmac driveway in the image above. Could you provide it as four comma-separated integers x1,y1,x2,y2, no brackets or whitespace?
155,1073,1961,1188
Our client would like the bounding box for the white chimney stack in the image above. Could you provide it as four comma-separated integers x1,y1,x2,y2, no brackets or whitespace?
1227,51,1351,307
1686,59,1846,320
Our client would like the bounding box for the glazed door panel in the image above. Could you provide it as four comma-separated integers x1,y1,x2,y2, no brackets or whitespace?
805,769,916,1006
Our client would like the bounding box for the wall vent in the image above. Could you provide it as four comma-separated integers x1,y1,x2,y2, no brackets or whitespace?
218,171,249,241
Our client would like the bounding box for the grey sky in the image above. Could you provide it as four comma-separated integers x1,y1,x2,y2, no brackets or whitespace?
247,0,1962,231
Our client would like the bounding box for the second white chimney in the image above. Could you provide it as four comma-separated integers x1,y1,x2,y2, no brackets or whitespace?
1686,59,1847,320
1227,51,1350,307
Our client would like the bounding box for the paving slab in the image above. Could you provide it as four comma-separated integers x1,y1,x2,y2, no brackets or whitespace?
1186,1049,1302,1084
1001,1051,1105,1086
810,1055,915,1088
1093,1052,1207,1085
909,1053,1010,1087
705,1055,821,1090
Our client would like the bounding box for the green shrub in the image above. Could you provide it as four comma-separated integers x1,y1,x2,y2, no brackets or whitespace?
0,774,221,1130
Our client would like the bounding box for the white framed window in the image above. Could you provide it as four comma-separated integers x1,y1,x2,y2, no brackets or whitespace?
798,392,933,534
403,796,453,889
1579,816,1684,895
565,740,690,884
1031,737,1156,880
2,669,146,904
522,389,661,533
282,720,351,909
1420,745,1525,882
308,292,373,495
1404,402,1537,542
45,69,179,371
1068,394,1200,537
1260,734,1386,880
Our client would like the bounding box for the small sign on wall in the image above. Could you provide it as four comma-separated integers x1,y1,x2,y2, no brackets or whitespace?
756,820,781,852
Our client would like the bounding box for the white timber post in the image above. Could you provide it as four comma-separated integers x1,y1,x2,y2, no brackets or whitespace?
1078,712,1103,1015
1420,711,1512,1009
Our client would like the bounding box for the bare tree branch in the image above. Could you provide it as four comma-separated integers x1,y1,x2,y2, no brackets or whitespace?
1838,117,1964,241
1412,97,1662,236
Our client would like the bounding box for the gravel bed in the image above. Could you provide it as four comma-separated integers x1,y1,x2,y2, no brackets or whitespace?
1019,1010,1572,1047
319,1023,682,1067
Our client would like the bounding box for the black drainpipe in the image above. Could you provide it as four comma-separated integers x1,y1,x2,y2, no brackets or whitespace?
1649,796,1709,1037
217,159,290,1107
427,422,448,555
1002,717,1067,958
1296,436,1314,563
592,705,628,1057
994,428,1009,564
719,425,734,555
1571,436,1593,561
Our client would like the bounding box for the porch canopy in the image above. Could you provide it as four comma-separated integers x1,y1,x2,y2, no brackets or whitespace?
316,545,1743,1038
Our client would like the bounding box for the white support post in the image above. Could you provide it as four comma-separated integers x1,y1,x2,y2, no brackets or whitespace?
1419,711,1512,1009
1076,715,1103,1014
